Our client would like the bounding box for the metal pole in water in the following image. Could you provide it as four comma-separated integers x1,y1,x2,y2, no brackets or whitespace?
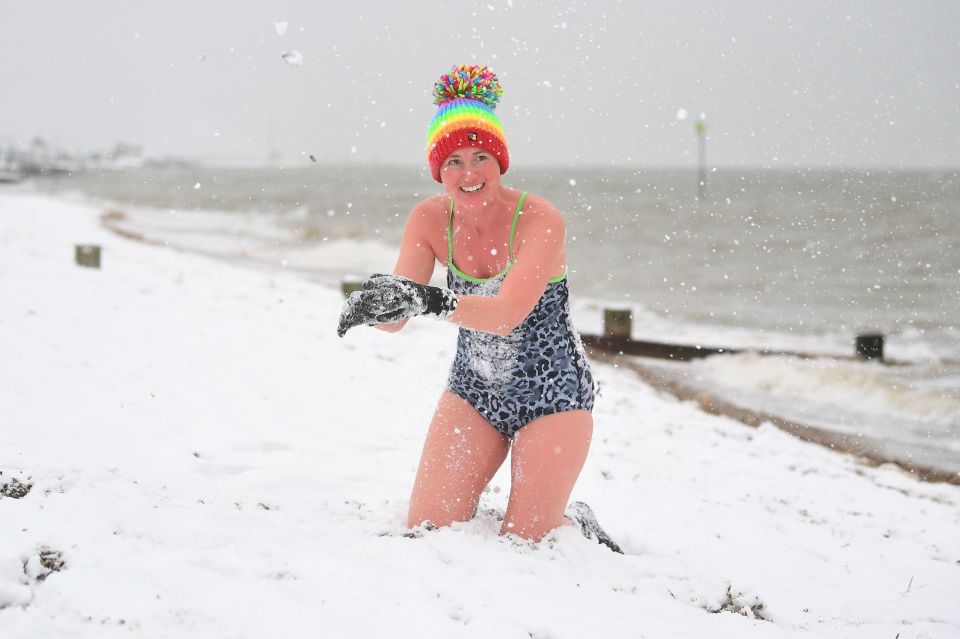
695,117,707,199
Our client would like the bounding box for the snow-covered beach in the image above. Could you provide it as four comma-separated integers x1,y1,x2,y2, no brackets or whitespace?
2,189,959,638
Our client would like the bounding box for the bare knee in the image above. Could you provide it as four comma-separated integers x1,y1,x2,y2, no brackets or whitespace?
500,410,593,541
407,483,479,528
406,392,510,530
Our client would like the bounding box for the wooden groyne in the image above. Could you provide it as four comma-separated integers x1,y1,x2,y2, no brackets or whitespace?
582,308,890,363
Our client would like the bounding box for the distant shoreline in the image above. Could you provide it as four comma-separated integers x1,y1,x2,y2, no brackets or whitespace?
10,161,960,175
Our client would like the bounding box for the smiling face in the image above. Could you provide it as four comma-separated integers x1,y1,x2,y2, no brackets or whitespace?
439,147,502,210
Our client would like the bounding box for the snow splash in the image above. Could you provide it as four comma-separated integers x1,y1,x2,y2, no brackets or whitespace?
459,328,521,387
447,267,520,387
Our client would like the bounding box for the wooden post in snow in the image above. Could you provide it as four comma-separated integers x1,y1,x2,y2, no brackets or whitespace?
75,245,101,269
341,279,364,297
603,309,633,341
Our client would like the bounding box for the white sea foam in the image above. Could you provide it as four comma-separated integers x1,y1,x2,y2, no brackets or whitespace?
692,353,960,430
103,204,402,282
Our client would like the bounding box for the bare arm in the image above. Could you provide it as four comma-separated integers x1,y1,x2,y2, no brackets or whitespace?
375,202,439,332
447,205,566,336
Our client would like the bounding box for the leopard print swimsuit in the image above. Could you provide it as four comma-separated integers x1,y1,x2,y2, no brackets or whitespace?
446,192,596,438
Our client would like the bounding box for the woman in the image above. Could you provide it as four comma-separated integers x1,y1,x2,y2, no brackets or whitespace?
337,65,620,552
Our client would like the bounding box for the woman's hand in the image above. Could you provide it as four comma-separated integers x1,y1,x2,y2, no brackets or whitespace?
336,274,458,337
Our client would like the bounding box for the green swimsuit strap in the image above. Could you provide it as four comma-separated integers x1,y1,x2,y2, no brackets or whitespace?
508,192,527,260
447,198,454,259
447,191,527,261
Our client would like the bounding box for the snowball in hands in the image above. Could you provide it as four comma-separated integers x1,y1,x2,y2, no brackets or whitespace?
337,274,458,337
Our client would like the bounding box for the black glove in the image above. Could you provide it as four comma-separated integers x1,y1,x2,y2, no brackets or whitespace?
337,273,458,338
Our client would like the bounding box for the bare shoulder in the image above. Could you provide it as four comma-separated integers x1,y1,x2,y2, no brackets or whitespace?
509,192,566,277
400,194,450,260
403,194,449,236
406,194,448,226
516,192,565,235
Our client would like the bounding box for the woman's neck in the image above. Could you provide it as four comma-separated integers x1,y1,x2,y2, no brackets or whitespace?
453,186,517,232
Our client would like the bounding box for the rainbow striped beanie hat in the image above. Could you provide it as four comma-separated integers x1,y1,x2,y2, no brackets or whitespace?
427,65,508,183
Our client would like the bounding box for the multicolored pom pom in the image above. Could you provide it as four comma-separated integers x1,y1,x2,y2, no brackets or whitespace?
432,65,503,109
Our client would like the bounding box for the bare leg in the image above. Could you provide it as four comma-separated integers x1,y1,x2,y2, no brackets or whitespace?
501,410,593,541
407,390,510,528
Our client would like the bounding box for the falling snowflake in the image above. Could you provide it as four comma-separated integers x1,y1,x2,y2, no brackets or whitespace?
274,21,288,36
281,50,303,67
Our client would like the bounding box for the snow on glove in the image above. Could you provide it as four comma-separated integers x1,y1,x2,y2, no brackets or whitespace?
336,273,458,337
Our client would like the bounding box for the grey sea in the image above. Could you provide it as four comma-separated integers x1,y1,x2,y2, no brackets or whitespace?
29,164,960,476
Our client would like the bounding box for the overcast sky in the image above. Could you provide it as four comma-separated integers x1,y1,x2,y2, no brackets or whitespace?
1,1,957,168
